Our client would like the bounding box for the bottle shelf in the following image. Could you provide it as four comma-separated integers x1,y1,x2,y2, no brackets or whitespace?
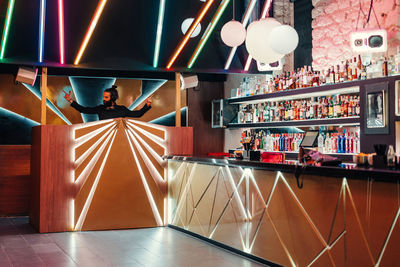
228,75,400,105
229,116,360,128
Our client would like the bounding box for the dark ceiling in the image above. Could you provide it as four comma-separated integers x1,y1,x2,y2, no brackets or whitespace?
0,0,275,74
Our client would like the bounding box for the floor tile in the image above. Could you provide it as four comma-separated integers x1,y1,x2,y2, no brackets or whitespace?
0,217,269,267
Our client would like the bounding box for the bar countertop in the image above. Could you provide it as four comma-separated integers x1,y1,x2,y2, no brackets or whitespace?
166,156,400,182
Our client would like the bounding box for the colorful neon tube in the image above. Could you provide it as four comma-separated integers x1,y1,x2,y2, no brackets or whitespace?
74,0,109,65
0,0,15,59
166,0,215,69
58,0,65,64
153,0,166,68
39,0,46,62
187,0,231,69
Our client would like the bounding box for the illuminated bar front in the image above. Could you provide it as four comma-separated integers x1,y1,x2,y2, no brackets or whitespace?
30,118,193,232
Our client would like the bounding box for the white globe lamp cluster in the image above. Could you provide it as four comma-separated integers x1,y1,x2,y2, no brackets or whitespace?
221,17,299,64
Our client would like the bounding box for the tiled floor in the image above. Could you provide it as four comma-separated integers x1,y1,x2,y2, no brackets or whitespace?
0,217,268,267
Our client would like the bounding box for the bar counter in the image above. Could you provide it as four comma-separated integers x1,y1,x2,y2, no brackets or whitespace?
167,156,400,267
166,156,400,181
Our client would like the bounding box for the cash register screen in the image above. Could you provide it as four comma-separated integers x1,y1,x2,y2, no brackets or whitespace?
300,131,318,147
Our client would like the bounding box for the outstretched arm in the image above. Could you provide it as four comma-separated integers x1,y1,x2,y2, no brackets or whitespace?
124,96,152,118
124,104,151,118
63,89,101,114
71,101,101,114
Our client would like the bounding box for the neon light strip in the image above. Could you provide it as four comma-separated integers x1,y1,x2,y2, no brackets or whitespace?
126,121,166,148
74,128,116,185
126,118,167,133
375,205,400,266
153,0,166,68
208,173,246,239
166,0,215,69
126,124,165,165
126,128,166,184
58,0,65,64
224,0,257,70
307,230,346,267
75,125,116,168
74,0,108,65
187,0,231,68
0,107,40,125
74,121,116,148
171,163,198,224
0,0,15,59
39,0,46,62
124,129,163,226
244,0,273,71
224,166,247,220
70,199,75,230
74,129,117,231
72,119,114,131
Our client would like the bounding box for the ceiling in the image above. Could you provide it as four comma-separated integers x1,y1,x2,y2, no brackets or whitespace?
0,0,275,74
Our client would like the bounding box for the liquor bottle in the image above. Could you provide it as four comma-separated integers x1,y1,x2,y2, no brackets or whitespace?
347,59,353,81
318,131,324,153
332,134,337,153
325,133,331,153
341,130,346,153
348,96,353,117
353,57,358,80
355,97,360,116
335,64,344,83
328,96,334,118
322,98,328,118
383,57,388,76
336,133,342,153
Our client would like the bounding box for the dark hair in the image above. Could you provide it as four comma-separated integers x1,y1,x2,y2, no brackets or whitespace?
104,85,119,102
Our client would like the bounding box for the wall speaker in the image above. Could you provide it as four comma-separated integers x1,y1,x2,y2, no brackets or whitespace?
15,67,38,86
180,74,198,89
350,29,387,53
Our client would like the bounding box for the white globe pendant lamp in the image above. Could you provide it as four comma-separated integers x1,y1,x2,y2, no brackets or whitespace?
220,0,246,47
269,24,299,54
221,20,246,47
245,18,284,64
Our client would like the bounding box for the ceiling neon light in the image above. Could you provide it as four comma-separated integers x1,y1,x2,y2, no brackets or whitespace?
153,0,166,68
58,0,65,64
0,0,15,59
39,0,46,62
244,0,273,71
166,0,215,69
187,0,231,69
74,0,109,65
224,0,257,70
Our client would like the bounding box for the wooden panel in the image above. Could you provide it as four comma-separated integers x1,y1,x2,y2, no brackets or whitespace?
167,127,193,156
0,145,31,215
30,125,74,233
187,81,224,156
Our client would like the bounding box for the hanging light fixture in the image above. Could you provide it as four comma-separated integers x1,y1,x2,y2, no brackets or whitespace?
220,0,246,47
245,18,283,64
269,24,299,54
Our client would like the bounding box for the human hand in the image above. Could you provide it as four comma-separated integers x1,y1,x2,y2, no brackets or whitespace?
63,90,73,103
146,96,152,106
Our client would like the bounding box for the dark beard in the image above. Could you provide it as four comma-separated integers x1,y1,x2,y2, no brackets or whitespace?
103,100,113,107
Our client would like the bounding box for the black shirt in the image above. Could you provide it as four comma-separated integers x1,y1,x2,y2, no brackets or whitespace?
71,101,151,120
